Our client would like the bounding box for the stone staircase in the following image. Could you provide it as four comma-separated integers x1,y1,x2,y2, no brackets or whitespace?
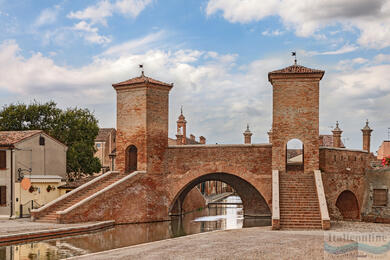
33,171,124,223
279,172,322,229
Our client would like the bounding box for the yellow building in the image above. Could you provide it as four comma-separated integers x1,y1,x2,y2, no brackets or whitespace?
0,130,67,219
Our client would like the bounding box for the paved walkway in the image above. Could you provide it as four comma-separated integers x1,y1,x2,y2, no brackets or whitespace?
0,219,114,245
70,221,390,260
0,219,87,236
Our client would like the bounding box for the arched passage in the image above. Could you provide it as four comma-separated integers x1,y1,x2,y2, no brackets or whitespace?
125,145,137,173
286,139,304,172
336,190,360,220
170,172,271,217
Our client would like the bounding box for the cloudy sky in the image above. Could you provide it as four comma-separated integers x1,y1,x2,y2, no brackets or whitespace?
0,0,389,152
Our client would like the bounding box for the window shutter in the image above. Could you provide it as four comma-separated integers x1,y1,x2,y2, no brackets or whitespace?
373,189,388,206
0,186,6,206
0,151,6,169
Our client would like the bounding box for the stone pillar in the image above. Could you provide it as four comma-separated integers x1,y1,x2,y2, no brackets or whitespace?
243,124,252,144
267,128,273,143
199,136,206,144
332,121,343,148
361,120,373,153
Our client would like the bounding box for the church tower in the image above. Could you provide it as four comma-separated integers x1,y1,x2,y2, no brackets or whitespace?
268,64,324,173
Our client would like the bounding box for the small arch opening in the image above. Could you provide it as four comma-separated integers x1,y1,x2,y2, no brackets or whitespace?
125,145,137,173
336,190,360,220
286,139,304,172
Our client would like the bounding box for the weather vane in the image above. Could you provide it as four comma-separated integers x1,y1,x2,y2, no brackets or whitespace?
291,51,297,65
139,64,144,76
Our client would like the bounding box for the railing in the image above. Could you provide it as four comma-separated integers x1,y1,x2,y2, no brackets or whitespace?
20,200,41,218
31,171,118,220
272,170,280,230
314,170,330,230
57,171,146,217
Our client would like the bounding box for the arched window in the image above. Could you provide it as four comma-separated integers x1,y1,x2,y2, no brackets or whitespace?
286,139,304,171
125,145,137,173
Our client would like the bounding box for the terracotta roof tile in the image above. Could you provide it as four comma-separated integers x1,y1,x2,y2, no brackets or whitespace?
112,74,173,88
95,128,115,142
0,130,43,146
268,64,324,81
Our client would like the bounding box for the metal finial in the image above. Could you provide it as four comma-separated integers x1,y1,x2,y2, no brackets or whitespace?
139,64,144,76
292,51,297,65
366,119,369,126
180,105,183,115
246,124,250,131
336,121,339,128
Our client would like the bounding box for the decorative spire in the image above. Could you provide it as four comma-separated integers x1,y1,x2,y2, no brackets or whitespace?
180,105,183,115
243,124,253,144
245,124,250,133
139,64,144,76
362,119,372,131
333,121,342,132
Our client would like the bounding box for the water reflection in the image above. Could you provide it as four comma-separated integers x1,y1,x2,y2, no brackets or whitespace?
0,196,270,259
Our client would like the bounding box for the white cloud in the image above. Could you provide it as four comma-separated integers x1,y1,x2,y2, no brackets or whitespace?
206,0,390,49
101,30,165,56
262,29,284,37
68,0,152,25
307,44,358,56
73,21,111,45
115,0,152,17
34,6,60,27
68,0,113,26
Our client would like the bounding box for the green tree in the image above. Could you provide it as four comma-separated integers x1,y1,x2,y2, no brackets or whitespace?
0,101,101,179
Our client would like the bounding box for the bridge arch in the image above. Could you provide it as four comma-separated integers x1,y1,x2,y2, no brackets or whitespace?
169,172,271,217
336,190,360,220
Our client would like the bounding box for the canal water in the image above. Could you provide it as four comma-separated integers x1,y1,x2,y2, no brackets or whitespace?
0,196,270,259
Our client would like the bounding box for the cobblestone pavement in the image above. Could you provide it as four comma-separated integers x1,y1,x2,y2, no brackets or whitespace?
70,221,390,260
0,219,93,236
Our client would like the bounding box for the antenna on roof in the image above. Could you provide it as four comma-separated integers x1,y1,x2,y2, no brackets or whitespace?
139,64,144,76
291,51,297,65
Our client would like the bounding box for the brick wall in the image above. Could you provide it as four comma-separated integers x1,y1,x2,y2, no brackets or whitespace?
165,144,273,216
270,77,321,173
319,147,372,220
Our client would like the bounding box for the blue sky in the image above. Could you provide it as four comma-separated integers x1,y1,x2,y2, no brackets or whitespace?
0,0,389,152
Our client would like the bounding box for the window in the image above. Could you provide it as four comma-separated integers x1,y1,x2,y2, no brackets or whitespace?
39,136,45,146
96,143,101,148
0,151,6,169
373,189,388,206
0,186,6,206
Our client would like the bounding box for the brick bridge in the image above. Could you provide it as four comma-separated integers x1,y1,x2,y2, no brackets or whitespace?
32,64,373,230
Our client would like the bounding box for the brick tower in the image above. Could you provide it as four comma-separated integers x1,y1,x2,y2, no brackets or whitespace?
361,120,373,153
268,64,324,173
112,72,173,174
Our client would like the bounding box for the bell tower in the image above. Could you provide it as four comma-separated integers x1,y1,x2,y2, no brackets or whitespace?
112,72,173,174
268,64,324,173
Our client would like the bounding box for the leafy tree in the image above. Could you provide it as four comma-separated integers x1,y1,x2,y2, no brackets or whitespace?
0,101,101,179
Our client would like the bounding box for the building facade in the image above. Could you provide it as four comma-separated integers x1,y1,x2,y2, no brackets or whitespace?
0,130,67,218
94,128,116,172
